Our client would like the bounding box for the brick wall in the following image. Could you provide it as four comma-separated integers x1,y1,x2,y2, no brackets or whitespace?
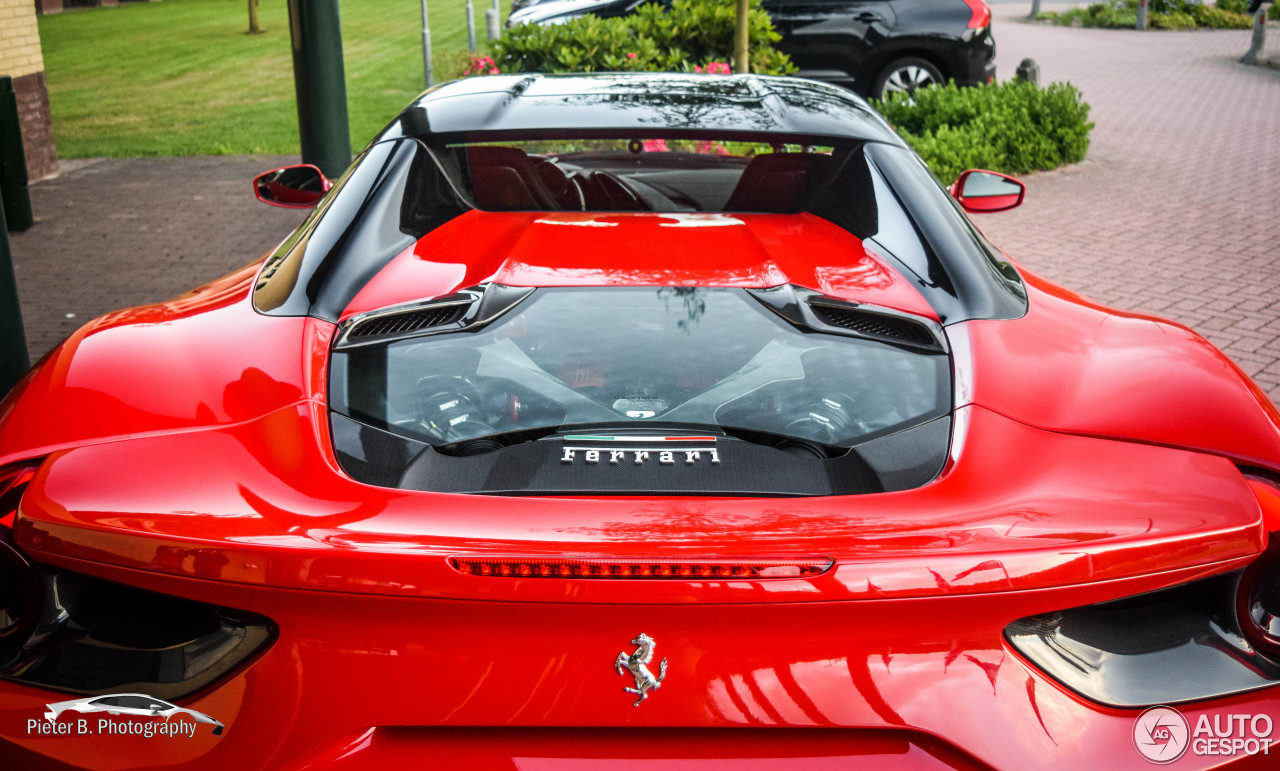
0,0,57,181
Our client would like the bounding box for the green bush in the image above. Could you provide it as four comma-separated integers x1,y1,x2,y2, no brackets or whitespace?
875,80,1093,182
1042,7,1096,24
1039,0,1251,29
493,0,795,75
1092,6,1139,26
1150,8,1200,27
1190,3,1253,26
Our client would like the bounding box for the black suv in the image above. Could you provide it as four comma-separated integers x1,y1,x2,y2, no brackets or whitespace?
506,0,996,100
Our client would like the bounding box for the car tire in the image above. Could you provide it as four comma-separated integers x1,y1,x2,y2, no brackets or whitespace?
873,58,944,100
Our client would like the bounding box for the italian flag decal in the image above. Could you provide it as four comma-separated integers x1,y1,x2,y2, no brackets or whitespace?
563,435,717,443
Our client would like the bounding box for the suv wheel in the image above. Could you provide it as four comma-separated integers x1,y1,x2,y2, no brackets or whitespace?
874,58,944,100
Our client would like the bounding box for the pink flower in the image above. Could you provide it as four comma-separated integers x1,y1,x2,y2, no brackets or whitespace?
627,52,637,59
642,139,669,152
695,140,731,156
489,67,500,74
694,65,702,74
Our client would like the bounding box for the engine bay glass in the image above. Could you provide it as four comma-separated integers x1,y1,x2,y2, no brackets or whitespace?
329,286,950,454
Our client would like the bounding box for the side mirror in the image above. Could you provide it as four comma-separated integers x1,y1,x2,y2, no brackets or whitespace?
950,169,1025,213
253,164,332,208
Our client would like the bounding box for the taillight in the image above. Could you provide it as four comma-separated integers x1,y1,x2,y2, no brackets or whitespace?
1239,544,1280,657
0,458,277,698
0,460,43,663
1239,475,1280,657
962,0,991,28
1002,471,1280,707
1006,570,1279,707
2,567,277,700
450,557,833,579
0,460,40,531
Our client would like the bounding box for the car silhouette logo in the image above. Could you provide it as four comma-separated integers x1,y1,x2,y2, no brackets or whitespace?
44,693,224,736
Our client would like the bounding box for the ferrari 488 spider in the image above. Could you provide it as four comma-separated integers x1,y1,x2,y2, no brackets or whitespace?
1,74,1278,769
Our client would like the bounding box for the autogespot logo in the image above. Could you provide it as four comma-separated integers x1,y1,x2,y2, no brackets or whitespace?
1133,706,1190,764
1133,706,1276,763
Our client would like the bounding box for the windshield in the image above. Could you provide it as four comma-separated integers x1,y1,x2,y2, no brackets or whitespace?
330,287,950,451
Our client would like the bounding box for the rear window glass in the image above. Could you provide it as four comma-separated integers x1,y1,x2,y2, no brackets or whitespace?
440,138,837,213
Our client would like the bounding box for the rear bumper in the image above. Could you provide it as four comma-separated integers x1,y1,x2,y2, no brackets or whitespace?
300,727,988,770
3,558,1278,770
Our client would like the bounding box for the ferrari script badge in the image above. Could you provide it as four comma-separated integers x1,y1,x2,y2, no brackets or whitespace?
561,447,719,465
563,435,720,466
614,633,668,707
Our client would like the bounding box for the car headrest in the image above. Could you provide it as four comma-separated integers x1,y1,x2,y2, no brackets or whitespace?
724,153,831,213
466,146,559,211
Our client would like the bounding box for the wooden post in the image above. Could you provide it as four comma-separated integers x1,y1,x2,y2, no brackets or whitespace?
734,0,749,73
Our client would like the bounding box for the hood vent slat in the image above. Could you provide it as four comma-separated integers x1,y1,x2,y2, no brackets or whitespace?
349,304,466,340
809,303,942,351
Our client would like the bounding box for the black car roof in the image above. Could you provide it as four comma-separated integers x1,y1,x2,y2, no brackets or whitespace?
375,73,907,145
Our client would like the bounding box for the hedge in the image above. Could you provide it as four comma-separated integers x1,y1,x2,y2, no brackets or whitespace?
877,80,1094,182
486,0,1094,181
493,0,794,75
1038,0,1252,29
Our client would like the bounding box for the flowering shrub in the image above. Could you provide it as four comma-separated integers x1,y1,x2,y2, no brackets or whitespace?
493,0,794,76
695,139,731,155
694,61,732,74
462,54,501,77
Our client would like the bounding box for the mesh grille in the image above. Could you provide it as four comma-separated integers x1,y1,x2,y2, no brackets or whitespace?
348,304,466,340
811,305,938,348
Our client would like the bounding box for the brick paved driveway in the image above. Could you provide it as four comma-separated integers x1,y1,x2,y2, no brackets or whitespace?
979,7,1280,402
9,155,303,356
7,10,1280,404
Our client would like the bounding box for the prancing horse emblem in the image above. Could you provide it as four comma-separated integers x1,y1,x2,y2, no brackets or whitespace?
614,633,668,707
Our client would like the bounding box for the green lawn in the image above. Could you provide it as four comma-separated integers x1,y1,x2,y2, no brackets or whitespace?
38,0,507,158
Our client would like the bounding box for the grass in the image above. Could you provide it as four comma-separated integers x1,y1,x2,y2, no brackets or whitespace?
38,0,509,158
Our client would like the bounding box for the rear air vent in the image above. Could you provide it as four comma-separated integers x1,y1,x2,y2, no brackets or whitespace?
809,303,942,351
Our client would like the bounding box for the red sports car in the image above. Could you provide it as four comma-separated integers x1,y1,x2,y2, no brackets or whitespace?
2,74,1278,769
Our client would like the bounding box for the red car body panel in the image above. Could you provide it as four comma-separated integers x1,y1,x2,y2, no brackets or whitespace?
8,401,1265,603
341,210,940,322
959,271,1280,470
3,207,1280,769
0,262,328,464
